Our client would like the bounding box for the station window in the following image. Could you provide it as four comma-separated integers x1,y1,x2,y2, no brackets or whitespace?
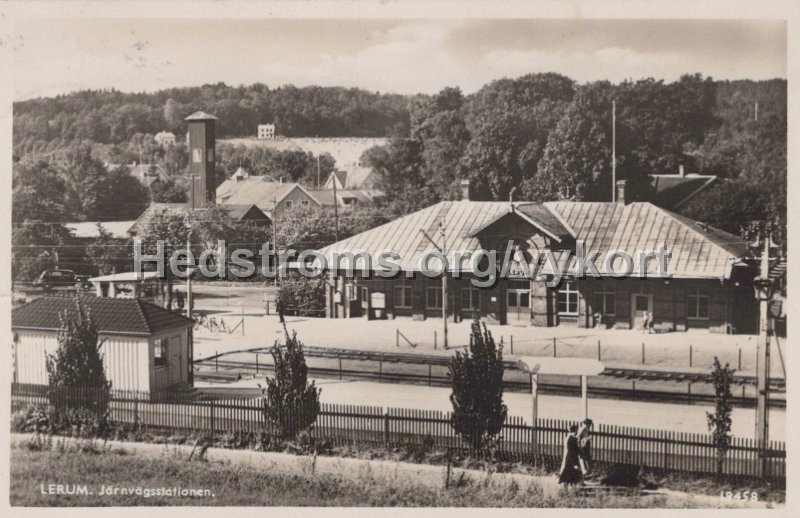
557,281,578,315
426,278,443,309
461,286,481,311
594,290,616,316
394,279,413,308
687,287,710,319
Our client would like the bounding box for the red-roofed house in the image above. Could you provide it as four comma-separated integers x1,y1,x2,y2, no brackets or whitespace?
12,296,195,392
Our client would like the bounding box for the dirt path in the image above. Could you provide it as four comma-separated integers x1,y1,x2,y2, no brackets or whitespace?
9,434,776,508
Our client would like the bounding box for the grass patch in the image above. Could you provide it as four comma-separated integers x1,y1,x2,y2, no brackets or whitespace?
8,440,747,508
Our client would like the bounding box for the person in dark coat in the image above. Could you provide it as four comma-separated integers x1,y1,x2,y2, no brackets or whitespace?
559,424,583,485
577,418,593,475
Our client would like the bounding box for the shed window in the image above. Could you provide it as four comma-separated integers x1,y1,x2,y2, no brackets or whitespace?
154,338,167,367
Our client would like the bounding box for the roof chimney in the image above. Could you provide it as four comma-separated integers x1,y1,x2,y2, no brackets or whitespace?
615,180,627,204
460,179,471,201
678,164,685,177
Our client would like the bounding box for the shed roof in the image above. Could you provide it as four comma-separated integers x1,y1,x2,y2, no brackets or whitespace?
12,296,194,335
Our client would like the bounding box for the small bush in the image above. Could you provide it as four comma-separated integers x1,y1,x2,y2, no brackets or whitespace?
11,405,51,433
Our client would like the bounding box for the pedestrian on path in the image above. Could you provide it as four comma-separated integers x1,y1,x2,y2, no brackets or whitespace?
558,424,583,486
577,418,593,476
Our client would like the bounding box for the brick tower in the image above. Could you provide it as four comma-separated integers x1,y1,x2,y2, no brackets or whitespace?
185,111,217,209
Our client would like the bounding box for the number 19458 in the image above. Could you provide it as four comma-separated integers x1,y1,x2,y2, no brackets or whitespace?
720,491,758,501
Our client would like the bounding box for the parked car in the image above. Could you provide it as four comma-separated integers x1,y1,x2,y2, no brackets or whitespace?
33,269,90,291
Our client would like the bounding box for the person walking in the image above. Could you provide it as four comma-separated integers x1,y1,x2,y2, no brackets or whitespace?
577,418,593,476
558,424,583,486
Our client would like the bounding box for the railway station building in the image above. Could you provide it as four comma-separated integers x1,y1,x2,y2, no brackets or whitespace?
318,181,759,334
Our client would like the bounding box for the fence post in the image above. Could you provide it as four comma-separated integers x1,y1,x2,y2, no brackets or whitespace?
434,330,437,350
597,340,601,361
210,399,216,433
642,342,645,364
553,337,557,358
215,352,218,372
133,397,139,428
738,348,742,370
689,345,693,367
510,335,514,355
383,410,390,444
687,382,692,404
255,353,259,374
379,360,383,383
338,357,343,380
428,365,432,386
396,329,399,348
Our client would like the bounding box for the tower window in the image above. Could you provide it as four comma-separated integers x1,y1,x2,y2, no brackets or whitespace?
192,148,202,163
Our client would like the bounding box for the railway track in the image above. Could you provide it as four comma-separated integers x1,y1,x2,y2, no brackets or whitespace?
194,346,785,408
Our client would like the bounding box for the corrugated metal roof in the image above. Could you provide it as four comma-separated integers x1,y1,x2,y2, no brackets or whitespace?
318,200,750,279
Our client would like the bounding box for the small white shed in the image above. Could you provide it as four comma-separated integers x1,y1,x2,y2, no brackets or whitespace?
12,296,195,393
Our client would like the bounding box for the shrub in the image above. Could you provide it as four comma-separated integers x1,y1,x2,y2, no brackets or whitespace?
11,404,50,433
276,274,326,317
448,316,508,451
260,319,321,440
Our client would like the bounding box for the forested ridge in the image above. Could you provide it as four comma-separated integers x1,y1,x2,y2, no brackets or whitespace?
12,75,786,234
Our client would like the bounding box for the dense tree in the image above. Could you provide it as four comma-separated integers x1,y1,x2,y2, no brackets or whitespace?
216,144,337,186
448,317,508,450
461,73,575,200
12,159,71,223
526,81,615,201
410,87,471,199
150,178,189,203
363,139,434,214
86,224,133,276
12,222,72,283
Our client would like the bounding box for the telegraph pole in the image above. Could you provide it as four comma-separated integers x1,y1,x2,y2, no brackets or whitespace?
332,172,340,241
420,220,448,350
272,197,279,287
317,154,321,189
755,226,772,476
612,100,617,202
186,225,193,316
440,221,448,350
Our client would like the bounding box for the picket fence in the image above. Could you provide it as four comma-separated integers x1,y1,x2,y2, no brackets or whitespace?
11,383,785,482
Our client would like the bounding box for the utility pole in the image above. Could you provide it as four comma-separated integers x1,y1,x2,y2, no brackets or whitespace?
420,220,448,350
755,226,772,475
440,221,448,350
755,102,759,121
186,225,193,316
317,154,321,189
271,197,279,287
612,100,617,203
332,171,340,241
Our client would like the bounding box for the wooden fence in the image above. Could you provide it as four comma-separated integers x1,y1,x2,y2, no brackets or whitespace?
11,383,785,482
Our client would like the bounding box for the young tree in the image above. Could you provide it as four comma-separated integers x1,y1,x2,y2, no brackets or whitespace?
706,356,735,477
260,318,321,439
46,298,111,417
448,316,508,450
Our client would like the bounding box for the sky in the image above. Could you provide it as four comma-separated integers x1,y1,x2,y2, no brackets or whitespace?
11,18,787,100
